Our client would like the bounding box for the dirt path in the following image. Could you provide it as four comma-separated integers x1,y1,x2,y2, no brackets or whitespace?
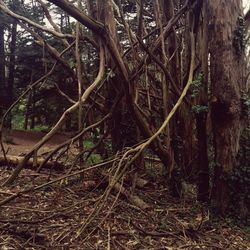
2,130,70,156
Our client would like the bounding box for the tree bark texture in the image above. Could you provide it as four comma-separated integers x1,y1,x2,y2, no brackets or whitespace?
6,21,17,128
209,0,246,214
196,0,209,203
0,22,6,118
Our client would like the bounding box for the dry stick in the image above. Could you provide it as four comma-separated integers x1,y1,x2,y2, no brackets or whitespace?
0,42,75,162
0,158,116,207
0,0,72,39
179,244,224,250
76,143,147,236
53,82,76,104
2,44,105,186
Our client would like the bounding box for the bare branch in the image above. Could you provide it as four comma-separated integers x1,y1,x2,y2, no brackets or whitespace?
0,0,72,38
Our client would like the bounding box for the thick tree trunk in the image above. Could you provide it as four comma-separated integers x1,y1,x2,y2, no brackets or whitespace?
196,0,209,203
97,0,139,154
209,0,246,214
6,21,17,128
196,112,209,202
0,23,6,119
24,72,34,130
30,89,36,129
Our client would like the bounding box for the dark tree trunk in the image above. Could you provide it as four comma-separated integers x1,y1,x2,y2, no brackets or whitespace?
196,112,209,202
24,91,32,130
209,0,246,214
30,89,35,129
97,0,138,153
0,23,6,119
196,0,209,203
6,21,17,128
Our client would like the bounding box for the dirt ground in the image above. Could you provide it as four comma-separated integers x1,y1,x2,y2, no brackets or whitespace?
2,130,70,156
0,130,249,249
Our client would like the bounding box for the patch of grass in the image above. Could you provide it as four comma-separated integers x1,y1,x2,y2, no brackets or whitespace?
12,112,24,130
83,140,94,149
30,125,50,132
87,153,102,165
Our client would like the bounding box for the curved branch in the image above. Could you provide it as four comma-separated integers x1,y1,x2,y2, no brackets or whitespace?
47,0,105,34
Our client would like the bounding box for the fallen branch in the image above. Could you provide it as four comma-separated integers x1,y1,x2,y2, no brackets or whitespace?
0,155,63,171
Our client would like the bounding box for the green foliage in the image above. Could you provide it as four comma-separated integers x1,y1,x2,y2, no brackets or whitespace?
103,138,112,156
83,140,94,149
12,112,24,130
233,16,246,56
83,139,102,165
30,125,50,132
191,105,208,114
87,153,102,165
190,73,203,98
12,104,25,130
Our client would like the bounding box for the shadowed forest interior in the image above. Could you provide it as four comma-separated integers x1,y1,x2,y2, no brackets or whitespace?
0,0,249,249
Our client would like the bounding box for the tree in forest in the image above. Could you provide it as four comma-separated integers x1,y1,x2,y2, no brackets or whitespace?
209,0,249,214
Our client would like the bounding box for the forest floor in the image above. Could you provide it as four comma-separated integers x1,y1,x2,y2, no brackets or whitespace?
1,129,70,155
0,130,249,249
